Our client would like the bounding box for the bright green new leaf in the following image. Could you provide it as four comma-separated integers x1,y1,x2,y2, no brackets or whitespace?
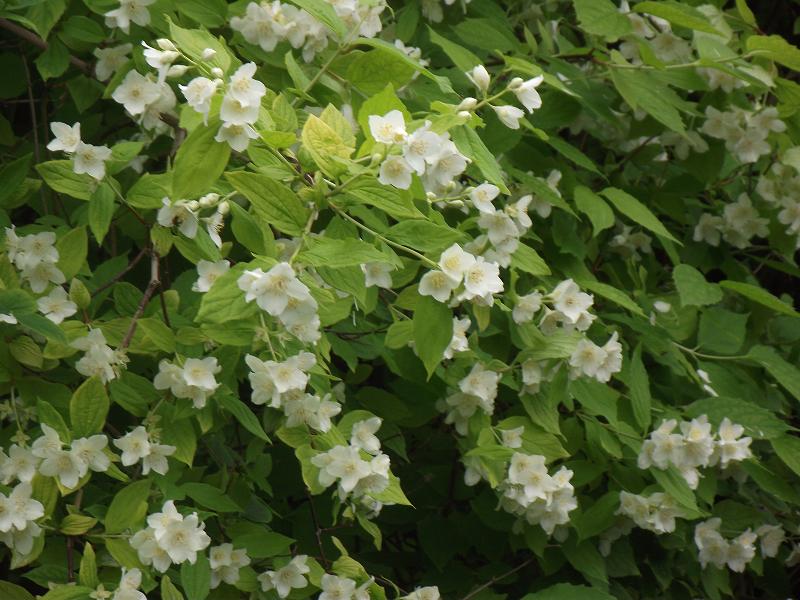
69,376,109,437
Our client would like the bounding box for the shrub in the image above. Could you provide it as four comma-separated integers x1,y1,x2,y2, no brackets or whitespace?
0,1,799,599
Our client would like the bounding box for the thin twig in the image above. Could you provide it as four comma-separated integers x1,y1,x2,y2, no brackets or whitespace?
120,253,160,349
459,557,536,600
305,490,329,568
0,18,92,75
91,246,149,297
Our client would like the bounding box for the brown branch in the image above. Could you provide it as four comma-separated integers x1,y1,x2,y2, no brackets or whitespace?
305,490,329,568
458,557,536,600
91,245,148,297
0,18,92,76
120,253,160,349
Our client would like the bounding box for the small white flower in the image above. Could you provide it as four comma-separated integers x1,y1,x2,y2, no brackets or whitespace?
46,122,81,153
470,183,500,214
369,110,407,144
258,554,310,598
104,0,155,33
157,198,199,238
466,65,491,93
227,62,266,107
192,260,230,293
350,417,382,455
514,76,544,113
418,270,458,303
361,262,394,289
438,244,476,282
501,426,525,449
71,435,111,473
113,427,151,467
37,286,77,324
38,448,87,489
492,105,525,129
220,94,260,126
378,155,413,189
513,292,543,324
215,122,259,152
179,77,219,123
73,142,112,180
94,44,132,81
402,123,442,174
112,70,161,115
461,257,503,299
209,543,250,588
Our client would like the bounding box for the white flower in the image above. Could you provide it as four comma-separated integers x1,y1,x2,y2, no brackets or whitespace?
403,123,442,174
507,453,557,502
37,287,77,324
369,110,407,144
0,445,38,484
458,364,499,410
312,445,372,493
31,424,62,460
693,213,723,246
726,529,757,572
424,141,468,189
228,62,266,107
193,260,230,293
549,279,593,324
157,198,199,239
513,292,542,324
0,313,16,324
14,231,58,270
438,244,475,282
406,587,441,600
595,332,622,383
179,77,219,122
569,338,607,380
47,122,81,153
714,417,752,467
104,0,155,33
220,94,260,126
112,568,145,600
756,524,784,558
470,183,500,213
130,527,172,573
361,262,394,289
514,76,544,112
378,155,413,189
350,417,382,455
0,482,44,533
142,443,175,476
73,142,112,180
142,41,179,83
462,257,503,300
258,554,310,598
466,65,491,93
215,122,259,152
71,435,110,473
38,448,87,489
238,262,313,316
113,426,151,467
492,105,525,129
153,508,211,565
209,543,250,588
94,44,132,81
443,316,471,359
501,426,525,449
317,574,357,600
112,70,161,115
418,270,459,303
22,261,65,294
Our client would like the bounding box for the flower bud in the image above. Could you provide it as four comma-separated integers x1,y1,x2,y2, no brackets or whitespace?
425,191,437,201
198,193,219,208
457,110,471,119
156,39,177,51
457,97,478,111
509,77,524,90
445,181,457,192
211,67,224,78
167,64,189,78
201,47,217,60
466,65,491,93
187,200,200,211
218,201,230,215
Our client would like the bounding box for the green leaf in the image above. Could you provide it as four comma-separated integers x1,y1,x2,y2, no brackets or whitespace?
216,393,270,442
35,39,69,80
741,461,800,505
601,187,678,242
36,400,71,442
385,320,414,349
698,308,747,354
547,137,602,176
36,160,94,200
0,154,32,206
168,19,231,73
413,295,452,378
574,492,619,540
747,345,800,403
105,480,151,533
453,18,518,53
233,530,294,558
127,173,172,209
173,124,231,199
60,513,98,535
511,244,551,276
78,542,99,589
651,467,701,515
523,584,615,600
181,552,211,600
386,221,466,253
426,26,481,72
577,279,644,316
298,237,398,268
17,312,68,344
225,171,309,236
572,0,632,39
0,581,35,600
138,318,176,353
673,264,723,307
182,482,241,512
610,69,686,134
105,538,144,570
685,397,787,440
573,186,614,236
301,115,354,177
56,226,88,280
176,0,227,27
633,2,720,34
40,586,94,600
451,126,509,194
563,537,608,589
746,35,800,72
161,575,186,600
70,376,109,438
196,263,259,324
229,202,268,255
719,280,799,317
88,183,115,244
771,436,800,478
628,344,652,430
735,0,757,26
347,48,416,96
342,177,424,220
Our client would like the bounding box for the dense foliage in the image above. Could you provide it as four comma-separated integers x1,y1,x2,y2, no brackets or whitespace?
1,0,800,599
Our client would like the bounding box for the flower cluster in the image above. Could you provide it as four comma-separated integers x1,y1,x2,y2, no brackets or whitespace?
513,279,594,332
112,70,177,134
468,184,532,267
238,262,321,343
215,63,266,151
617,491,684,534
756,162,800,249
419,243,503,306
209,543,251,588
317,574,373,600
0,482,44,555
71,329,127,384
231,0,386,63
369,110,469,194
154,356,222,408
568,332,623,383
499,453,577,535
694,519,757,573
312,419,391,513
701,106,784,165
440,364,500,435
638,416,752,489
4,227,65,294
131,501,211,572
694,193,768,249
463,65,545,130
47,121,112,181
158,193,230,248
32,424,110,489
114,426,176,475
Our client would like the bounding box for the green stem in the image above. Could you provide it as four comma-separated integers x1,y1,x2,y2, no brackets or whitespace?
672,342,748,361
